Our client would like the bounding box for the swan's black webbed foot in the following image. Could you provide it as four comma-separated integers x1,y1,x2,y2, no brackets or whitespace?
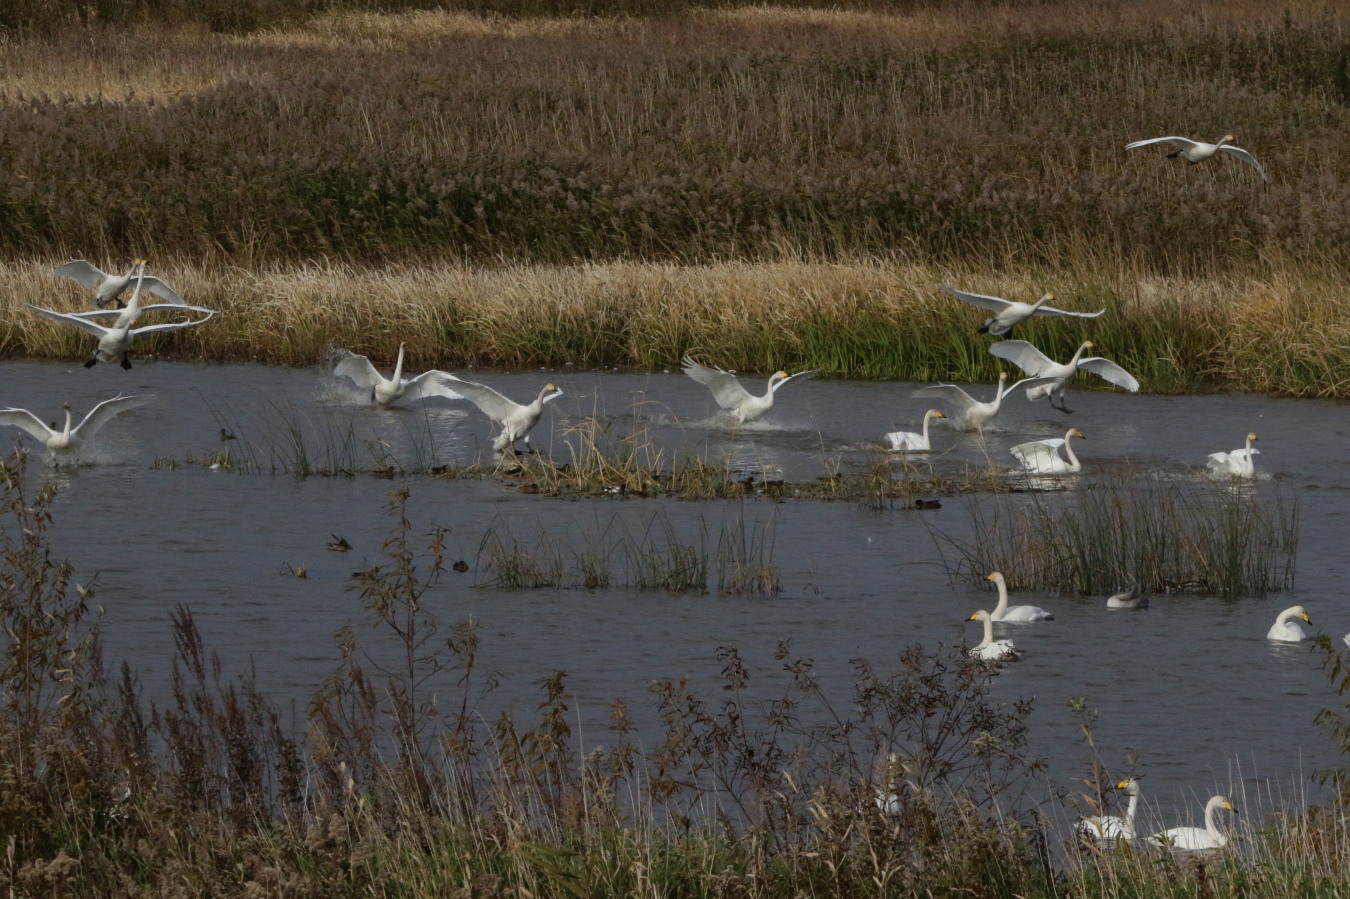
83,358,98,369
120,355,133,371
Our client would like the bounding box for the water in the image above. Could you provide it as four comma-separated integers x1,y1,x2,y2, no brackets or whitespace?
3,357,1347,837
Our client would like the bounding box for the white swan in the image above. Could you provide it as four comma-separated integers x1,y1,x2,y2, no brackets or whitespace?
1076,778,1141,845
913,373,1047,432
942,285,1104,337
438,375,563,453
0,395,150,461
986,571,1053,621
333,343,462,407
1125,135,1267,182
1011,428,1085,474
1267,605,1312,642
990,340,1139,414
885,409,945,452
27,261,216,370
1152,795,1236,851
966,610,1020,662
681,355,817,424
1206,432,1259,478
1106,586,1149,610
54,259,187,308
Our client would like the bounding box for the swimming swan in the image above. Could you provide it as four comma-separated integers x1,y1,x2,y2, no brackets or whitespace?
990,340,1139,414
1152,795,1236,851
54,259,187,308
333,343,462,407
966,610,1020,662
913,373,1044,432
1125,135,1267,182
1011,428,1085,474
885,409,945,451
27,261,216,370
1106,586,1149,610
438,375,563,453
1267,605,1312,642
1076,778,1141,845
942,285,1104,337
986,571,1053,621
0,395,150,461
1206,432,1259,478
681,355,817,424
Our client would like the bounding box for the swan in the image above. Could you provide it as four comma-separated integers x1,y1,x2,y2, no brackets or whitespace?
1267,605,1312,642
990,340,1139,413
913,373,1046,432
986,571,1053,621
942,286,1105,337
1125,135,1267,182
1076,778,1142,845
1206,433,1259,478
53,259,187,308
438,374,563,453
27,261,216,370
966,610,1020,662
1011,428,1085,474
681,356,817,424
1106,586,1149,610
0,395,150,461
885,409,945,452
1152,795,1236,851
333,344,463,407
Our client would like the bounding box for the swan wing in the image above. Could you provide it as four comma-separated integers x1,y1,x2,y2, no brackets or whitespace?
53,260,112,290
1125,136,1200,152
400,370,465,402
64,303,214,320
941,285,1013,313
333,353,384,389
682,356,753,409
1011,439,1064,469
25,304,109,337
1078,357,1140,392
73,394,151,438
770,369,818,393
1007,375,1061,395
127,313,215,336
439,374,519,420
989,340,1055,376
0,408,57,442
133,276,187,305
913,383,978,411
1031,304,1106,319
1218,145,1268,181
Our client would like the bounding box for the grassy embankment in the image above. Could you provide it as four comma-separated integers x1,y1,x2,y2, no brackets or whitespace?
1,1,1350,393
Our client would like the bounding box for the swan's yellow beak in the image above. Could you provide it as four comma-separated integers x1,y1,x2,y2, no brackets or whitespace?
1115,779,1131,790
547,384,557,390
985,573,995,581
935,411,945,418
776,371,789,378
967,612,980,621
1301,611,1312,624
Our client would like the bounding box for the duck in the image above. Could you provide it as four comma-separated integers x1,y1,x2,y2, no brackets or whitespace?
0,395,150,462
1151,795,1237,851
990,340,1139,414
681,355,817,424
1206,433,1259,478
1011,428,1085,474
885,409,945,452
966,610,1020,662
986,571,1053,621
941,285,1104,337
1125,135,1267,182
54,259,187,308
1267,605,1312,642
333,343,462,407
438,374,564,453
1076,778,1142,845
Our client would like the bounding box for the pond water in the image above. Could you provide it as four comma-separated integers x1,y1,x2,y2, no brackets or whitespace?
4,356,1349,838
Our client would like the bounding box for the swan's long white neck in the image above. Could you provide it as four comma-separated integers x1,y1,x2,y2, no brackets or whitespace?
59,407,72,440
922,410,938,440
118,264,147,328
1067,342,1092,368
978,613,994,647
1063,429,1082,470
1029,294,1052,313
1203,797,1226,835
991,574,1009,616
1123,784,1139,827
993,374,1009,405
391,344,406,383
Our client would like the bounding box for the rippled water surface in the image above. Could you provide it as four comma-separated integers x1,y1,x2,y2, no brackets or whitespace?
5,357,1350,836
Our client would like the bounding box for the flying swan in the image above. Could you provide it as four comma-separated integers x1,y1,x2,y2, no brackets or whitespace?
0,395,151,462
1076,778,1142,845
885,409,944,452
990,340,1139,413
1267,605,1312,643
333,343,463,407
681,356,817,424
913,372,1042,432
54,259,187,308
966,610,1020,662
438,374,563,454
27,261,216,370
986,571,1053,621
942,286,1105,337
1206,432,1259,478
1151,795,1237,851
1011,428,1085,474
1125,135,1268,182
